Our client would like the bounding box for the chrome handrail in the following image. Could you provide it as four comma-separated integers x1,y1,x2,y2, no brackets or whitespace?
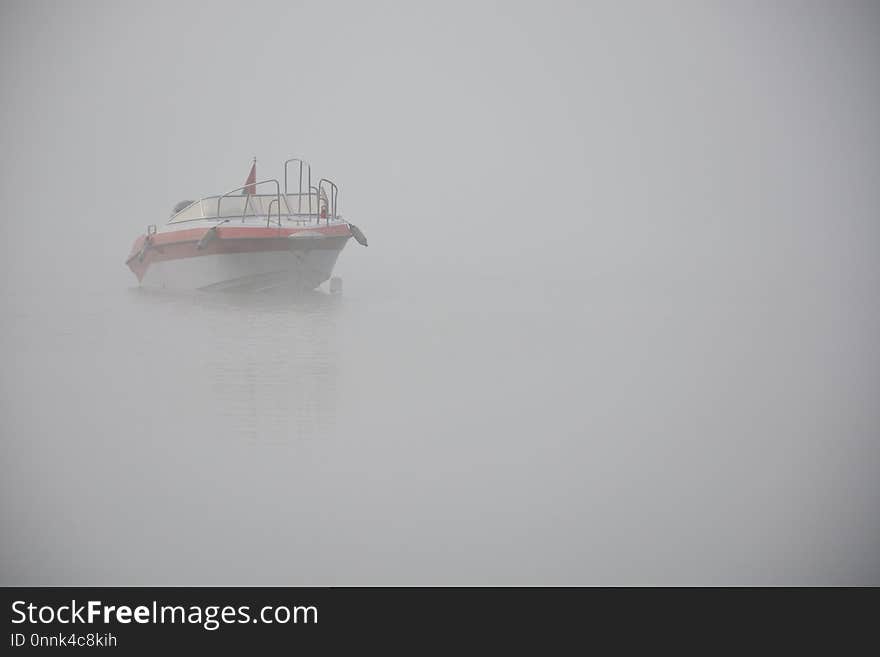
310,185,320,223
166,161,343,227
318,178,338,224
266,198,282,228
283,158,312,216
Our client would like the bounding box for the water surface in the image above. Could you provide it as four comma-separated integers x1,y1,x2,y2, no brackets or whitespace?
3,262,877,585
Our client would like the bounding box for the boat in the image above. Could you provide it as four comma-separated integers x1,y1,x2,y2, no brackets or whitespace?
125,157,367,292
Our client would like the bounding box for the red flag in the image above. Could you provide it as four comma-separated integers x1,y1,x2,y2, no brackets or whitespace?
242,159,256,195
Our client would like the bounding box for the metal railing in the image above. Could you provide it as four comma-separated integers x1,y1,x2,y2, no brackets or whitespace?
284,158,312,216
167,158,342,226
265,198,281,228
216,178,281,222
318,178,338,224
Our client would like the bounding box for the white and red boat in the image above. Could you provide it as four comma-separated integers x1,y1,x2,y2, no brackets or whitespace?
126,158,367,292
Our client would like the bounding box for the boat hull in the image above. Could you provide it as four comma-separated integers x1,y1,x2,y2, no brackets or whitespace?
126,225,351,292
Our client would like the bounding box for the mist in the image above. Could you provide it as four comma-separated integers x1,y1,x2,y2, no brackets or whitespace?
1,0,878,584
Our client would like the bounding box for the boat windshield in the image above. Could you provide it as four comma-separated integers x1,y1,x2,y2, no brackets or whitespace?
169,192,330,224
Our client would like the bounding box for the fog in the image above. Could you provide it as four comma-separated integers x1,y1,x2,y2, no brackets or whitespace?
1,0,878,584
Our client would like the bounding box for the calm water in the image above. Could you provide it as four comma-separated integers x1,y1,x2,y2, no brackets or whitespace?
3,262,878,585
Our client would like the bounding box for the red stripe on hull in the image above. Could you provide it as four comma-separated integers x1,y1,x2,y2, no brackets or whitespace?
126,223,351,282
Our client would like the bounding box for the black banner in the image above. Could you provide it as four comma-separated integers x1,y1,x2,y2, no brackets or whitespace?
1,587,872,651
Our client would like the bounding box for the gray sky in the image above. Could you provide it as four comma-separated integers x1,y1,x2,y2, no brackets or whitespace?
2,0,875,283
1,1,878,584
